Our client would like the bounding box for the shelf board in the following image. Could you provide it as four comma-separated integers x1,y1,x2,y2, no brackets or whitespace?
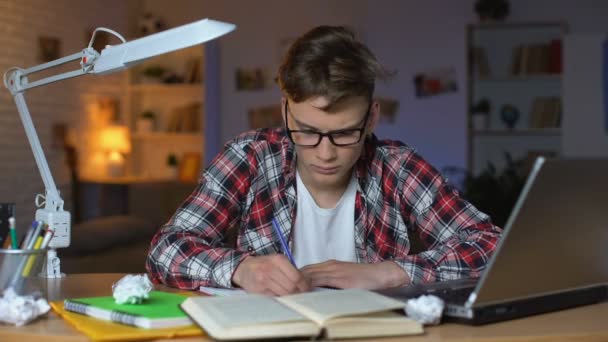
474,74,561,83
129,83,204,93
79,175,180,184
472,128,561,136
132,132,202,140
468,21,567,31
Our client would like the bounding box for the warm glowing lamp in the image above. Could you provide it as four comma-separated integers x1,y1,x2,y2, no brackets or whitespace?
99,126,131,177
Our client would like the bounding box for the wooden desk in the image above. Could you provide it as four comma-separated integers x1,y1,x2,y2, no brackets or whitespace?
1,273,607,342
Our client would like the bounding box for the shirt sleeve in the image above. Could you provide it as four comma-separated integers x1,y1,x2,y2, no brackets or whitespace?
392,154,503,284
145,141,255,290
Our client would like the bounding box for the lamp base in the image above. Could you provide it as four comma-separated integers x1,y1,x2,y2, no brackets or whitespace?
107,162,126,178
40,249,65,279
35,209,70,278
35,208,70,248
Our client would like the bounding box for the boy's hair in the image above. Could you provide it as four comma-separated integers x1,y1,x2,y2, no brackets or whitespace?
277,26,390,111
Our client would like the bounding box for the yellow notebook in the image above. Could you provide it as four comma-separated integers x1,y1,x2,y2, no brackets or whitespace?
51,301,203,341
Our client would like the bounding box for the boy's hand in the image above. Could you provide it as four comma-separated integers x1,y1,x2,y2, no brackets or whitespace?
232,254,310,295
301,260,410,290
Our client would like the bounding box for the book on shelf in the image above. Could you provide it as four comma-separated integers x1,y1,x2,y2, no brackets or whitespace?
511,41,561,76
180,288,423,340
510,44,524,76
549,39,563,74
184,57,202,83
63,291,193,329
471,46,491,78
529,96,562,129
166,102,202,133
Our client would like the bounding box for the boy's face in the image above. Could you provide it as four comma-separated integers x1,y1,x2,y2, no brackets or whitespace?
283,96,378,191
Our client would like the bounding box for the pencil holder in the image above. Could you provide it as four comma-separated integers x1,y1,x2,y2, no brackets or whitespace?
0,248,47,295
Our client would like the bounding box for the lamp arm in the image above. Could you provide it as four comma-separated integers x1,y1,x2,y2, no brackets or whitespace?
12,92,69,280
6,50,99,92
12,92,63,211
3,47,101,211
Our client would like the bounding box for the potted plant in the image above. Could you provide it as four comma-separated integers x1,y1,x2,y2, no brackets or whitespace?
471,98,491,131
474,0,510,22
463,153,525,227
136,111,156,133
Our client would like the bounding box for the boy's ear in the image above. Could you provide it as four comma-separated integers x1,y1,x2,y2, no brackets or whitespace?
367,100,380,135
281,97,287,125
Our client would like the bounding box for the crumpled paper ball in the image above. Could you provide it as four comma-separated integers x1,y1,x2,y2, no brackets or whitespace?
112,274,153,304
0,288,50,326
404,294,445,325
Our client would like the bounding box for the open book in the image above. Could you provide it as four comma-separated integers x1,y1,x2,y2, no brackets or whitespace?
181,289,423,340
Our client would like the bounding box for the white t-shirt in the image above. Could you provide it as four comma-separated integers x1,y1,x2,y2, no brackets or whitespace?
292,170,357,268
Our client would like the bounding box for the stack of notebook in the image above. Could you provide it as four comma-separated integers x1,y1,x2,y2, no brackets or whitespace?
52,291,202,341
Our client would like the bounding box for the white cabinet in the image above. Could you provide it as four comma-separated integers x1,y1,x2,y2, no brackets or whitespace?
467,22,567,174
124,46,205,180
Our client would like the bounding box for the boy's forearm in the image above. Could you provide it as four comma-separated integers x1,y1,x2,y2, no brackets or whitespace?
381,261,411,288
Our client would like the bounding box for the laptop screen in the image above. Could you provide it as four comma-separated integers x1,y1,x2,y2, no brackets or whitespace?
472,157,608,307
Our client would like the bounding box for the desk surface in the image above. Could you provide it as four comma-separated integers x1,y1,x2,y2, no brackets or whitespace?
1,273,607,342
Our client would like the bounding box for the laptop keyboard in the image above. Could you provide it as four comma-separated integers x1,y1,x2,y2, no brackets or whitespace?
425,286,474,304
375,278,478,305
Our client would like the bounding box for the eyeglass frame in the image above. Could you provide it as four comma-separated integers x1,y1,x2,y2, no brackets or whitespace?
284,100,372,147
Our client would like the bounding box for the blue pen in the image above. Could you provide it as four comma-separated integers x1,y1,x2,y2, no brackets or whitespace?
271,217,296,267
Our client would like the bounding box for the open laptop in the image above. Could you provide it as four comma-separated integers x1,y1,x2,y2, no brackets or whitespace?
378,157,608,324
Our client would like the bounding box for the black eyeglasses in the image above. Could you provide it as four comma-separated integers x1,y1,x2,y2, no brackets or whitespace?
284,101,371,147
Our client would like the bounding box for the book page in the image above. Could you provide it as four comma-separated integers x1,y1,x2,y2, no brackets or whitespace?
199,286,334,296
199,286,246,296
324,311,423,339
185,294,309,328
276,289,405,325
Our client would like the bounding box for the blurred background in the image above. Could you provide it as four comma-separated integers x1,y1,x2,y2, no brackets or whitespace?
0,0,606,271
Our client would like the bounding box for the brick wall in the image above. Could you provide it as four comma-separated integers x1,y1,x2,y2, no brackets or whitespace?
0,0,132,235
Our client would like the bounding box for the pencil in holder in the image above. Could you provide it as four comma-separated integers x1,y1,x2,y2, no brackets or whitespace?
0,248,47,295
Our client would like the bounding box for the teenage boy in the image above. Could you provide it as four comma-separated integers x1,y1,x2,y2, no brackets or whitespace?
146,26,502,295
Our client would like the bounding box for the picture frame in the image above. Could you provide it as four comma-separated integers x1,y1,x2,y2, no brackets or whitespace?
235,67,274,91
413,67,458,98
178,152,201,183
248,104,282,129
38,36,61,62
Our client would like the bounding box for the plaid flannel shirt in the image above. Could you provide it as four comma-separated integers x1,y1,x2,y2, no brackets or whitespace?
146,128,502,290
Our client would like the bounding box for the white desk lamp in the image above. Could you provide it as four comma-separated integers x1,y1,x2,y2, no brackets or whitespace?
3,18,235,278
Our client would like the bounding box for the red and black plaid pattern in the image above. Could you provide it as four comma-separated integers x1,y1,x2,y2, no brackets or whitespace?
146,128,502,290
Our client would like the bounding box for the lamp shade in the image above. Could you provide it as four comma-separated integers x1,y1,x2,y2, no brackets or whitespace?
99,125,131,154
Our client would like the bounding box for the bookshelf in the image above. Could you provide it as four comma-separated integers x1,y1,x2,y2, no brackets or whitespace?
467,21,567,175
125,45,205,180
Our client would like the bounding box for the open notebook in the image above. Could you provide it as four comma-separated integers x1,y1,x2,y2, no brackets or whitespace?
181,289,423,340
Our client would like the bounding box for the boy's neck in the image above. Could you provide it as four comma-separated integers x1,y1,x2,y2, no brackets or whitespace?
297,167,353,209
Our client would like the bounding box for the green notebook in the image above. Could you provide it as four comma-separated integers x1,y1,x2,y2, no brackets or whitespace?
64,291,192,329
